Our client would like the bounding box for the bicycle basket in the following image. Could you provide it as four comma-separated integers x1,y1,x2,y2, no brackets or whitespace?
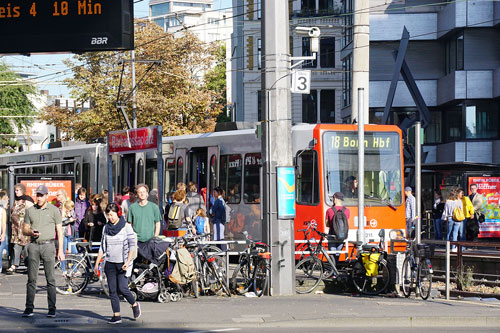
361,252,381,277
417,244,434,258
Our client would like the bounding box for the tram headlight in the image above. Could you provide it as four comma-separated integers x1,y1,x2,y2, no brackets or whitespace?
389,229,404,240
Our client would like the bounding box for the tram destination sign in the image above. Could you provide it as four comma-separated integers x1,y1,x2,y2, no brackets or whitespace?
0,0,133,54
108,126,160,154
326,132,399,153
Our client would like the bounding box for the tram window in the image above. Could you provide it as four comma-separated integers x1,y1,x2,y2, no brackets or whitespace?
165,158,176,194
82,163,90,194
76,163,81,183
244,153,262,204
18,168,25,174
46,166,53,174
146,159,158,191
176,157,184,185
209,155,217,197
137,159,145,184
53,165,58,174
0,170,7,190
220,154,242,204
296,150,320,205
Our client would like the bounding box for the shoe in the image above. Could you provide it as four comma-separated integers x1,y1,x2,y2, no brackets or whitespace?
132,303,141,320
6,267,15,275
47,309,56,318
22,308,34,317
108,315,122,324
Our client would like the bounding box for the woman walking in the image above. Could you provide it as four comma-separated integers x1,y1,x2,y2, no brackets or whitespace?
7,184,34,274
94,203,141,324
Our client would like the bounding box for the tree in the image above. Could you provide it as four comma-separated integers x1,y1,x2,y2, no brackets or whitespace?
204,42,229,123
0,63,37,153
41,20,224,141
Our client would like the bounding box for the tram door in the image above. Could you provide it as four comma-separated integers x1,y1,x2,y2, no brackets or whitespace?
120,154,136,190
136,152,146,186
175,148,187,186
207,146,220,210
184,146,219,209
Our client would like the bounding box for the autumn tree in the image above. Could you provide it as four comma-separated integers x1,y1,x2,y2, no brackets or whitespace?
204,42,229,122
0,63,37,153
41,20,223,141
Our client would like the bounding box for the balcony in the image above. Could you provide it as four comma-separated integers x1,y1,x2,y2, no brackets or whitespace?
437,0,495,38
291,8,341,18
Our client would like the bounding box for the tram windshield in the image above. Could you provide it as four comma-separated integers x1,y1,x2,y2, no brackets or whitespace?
323,131,403,206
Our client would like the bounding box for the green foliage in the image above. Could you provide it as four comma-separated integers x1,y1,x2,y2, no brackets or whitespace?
204,42,229,123
0,62,37,153
456,266,474,290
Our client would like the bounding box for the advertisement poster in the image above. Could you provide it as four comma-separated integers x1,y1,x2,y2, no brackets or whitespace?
468,176,500,238
277,167,296,219
19,178,74,203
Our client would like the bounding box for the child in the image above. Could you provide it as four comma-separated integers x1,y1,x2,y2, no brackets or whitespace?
193,208,210,240
61,200,77,270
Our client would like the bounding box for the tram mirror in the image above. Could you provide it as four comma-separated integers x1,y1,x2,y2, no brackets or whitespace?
378,229,385,239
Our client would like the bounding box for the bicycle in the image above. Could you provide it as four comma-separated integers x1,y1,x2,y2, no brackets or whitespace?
295,222,391,295
54,241,106,295
401,239,433,300
231,231,271,297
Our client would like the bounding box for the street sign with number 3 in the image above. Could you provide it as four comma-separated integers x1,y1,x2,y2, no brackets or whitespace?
291,70,311,94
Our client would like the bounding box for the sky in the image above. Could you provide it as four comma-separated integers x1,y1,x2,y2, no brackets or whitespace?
1,0,232,98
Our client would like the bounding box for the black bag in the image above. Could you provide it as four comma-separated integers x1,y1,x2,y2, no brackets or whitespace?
328,207,349,241
167,202,183,229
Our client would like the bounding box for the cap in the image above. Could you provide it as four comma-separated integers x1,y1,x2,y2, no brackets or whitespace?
405,186,412,192
35,185,49,195
333,192,344,200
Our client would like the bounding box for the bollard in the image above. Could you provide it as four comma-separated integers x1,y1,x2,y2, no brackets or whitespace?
446,241,450,300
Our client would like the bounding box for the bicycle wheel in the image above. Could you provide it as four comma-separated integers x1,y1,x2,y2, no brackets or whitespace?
55,257,89,295
206,245,226,273
253,258,270,297
401,256,414,298
231,261,252,295
418,259,433,300
295,256,323,294
352,259,391,295
209,261,231,296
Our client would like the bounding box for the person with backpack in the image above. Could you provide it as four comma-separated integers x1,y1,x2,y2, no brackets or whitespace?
458,188,474,245
192,208,210,240
442,188,464,252
167,190,191,230
186,182,206,219
94,203,141,324
210,186,227,251
325,192,350,265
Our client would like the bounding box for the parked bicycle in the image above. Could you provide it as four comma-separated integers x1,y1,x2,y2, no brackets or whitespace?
401,239,433,300
231,231,271,297
54,240,106,295
295,222,391,296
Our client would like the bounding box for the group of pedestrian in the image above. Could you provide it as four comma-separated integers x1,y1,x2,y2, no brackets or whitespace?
436,185,483,250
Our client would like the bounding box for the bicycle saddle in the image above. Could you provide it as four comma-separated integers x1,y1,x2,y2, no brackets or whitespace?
361,244,379,252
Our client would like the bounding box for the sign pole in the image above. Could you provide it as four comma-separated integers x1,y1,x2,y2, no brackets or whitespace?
357,88,365,245
157,126,164,231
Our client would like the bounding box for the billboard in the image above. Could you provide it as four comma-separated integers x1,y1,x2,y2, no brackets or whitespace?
18,177,74,203
468,176,500,238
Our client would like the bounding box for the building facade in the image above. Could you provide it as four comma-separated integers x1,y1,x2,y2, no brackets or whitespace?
231,0,343,124
149,0,233,104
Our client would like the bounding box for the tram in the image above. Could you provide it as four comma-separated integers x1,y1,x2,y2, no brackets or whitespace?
0,123,406,245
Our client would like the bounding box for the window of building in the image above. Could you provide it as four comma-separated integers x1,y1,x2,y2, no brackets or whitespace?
296,150,320,205
208,18,219,25
320,90,335,123
153,18,165,30
301,0,316,15
320,37,335,68
465,101,499,139
257,0,261,19
445,31,464,74
220,155,242,204
151,2,170,16
319,0,335,15
257,90,262,122
302,38,317,68
258,38,262,70
302,90,318,123
443,104,462,142
244,153,262,203
342,0,353,47
425,111,442,144
342,55,352,107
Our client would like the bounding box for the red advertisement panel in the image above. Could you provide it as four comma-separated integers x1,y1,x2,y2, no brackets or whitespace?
108,127,159,154
21,179,73,203
468,176,500,238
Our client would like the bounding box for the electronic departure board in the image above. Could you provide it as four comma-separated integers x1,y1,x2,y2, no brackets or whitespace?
0,0,134,54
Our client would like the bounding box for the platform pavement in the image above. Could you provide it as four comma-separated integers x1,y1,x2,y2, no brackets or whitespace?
0,270,500,331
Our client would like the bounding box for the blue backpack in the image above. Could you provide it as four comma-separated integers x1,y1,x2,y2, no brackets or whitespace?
194,216,206,235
